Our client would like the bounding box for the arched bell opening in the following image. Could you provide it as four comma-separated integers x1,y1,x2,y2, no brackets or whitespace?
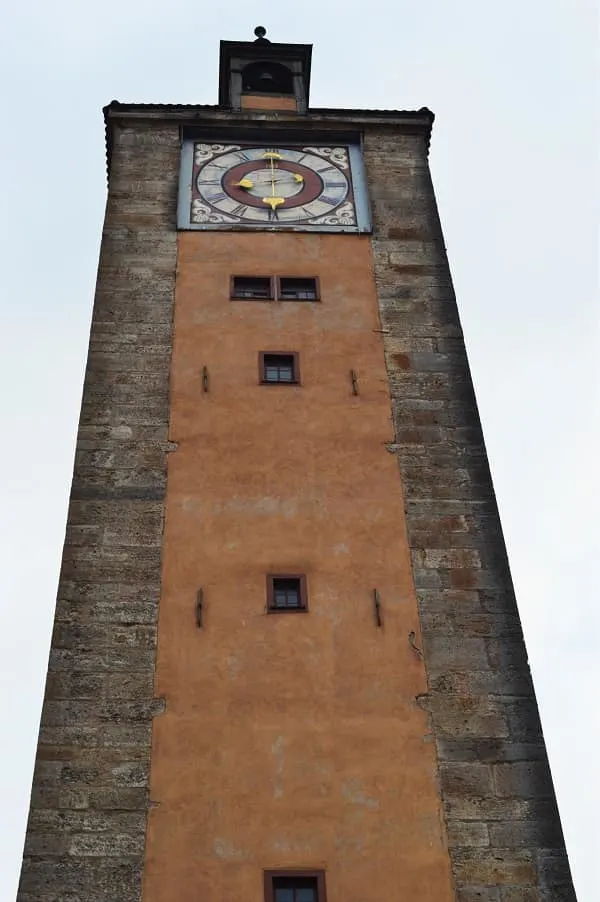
241,61,294,95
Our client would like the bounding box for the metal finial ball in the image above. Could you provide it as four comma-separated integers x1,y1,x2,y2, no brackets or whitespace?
254,25,267,39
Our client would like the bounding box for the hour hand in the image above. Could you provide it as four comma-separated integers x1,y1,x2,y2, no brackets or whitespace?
233,177,254,189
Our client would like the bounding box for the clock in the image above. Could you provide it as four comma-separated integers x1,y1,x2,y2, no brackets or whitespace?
179,142,370,232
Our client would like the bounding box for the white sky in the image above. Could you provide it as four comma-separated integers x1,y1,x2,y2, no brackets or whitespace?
0,2,597,899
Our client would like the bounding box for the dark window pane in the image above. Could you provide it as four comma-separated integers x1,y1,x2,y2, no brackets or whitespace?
232,277,272,299
274,590,288,607
272,878,318,901
262,354,296,384
279,277,318,301
297,889,316,902
272,578,302,609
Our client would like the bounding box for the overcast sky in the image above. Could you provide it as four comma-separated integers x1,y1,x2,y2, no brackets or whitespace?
0,1,597,899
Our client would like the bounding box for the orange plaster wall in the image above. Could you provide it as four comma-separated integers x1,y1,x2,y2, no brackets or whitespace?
240,93,298,111
143,232,455,902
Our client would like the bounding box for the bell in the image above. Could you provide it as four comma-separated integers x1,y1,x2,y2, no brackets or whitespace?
257,70,275,89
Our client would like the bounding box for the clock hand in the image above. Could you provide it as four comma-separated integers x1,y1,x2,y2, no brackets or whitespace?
233,177,253,189
262,152,285,213
272,173,303,184
239,172,303,187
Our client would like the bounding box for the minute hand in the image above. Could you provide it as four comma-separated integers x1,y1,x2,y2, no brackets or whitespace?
262,156,285,212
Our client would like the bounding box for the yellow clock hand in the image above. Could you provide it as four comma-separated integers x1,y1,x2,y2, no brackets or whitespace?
233,177,253,189
262,152,285,212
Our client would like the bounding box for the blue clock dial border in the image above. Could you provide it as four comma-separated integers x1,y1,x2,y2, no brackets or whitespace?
177,141,372,233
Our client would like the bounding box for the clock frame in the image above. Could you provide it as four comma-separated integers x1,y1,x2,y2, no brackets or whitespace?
177,140,371,233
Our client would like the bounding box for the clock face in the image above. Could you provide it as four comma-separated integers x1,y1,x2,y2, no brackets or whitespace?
191,143,358,229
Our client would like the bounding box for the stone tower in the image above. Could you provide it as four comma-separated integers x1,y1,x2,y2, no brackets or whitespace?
17,28,575,902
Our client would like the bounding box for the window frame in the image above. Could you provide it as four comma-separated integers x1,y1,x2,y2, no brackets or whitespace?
264,870,326,902
230,275,275,301
259,352,301,386
266,574,308,614
276,276,321,302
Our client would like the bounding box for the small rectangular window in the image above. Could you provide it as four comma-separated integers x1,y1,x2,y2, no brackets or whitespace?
259,352,300,385
231,276,274,300
264,872,326,902
266,575,308,613
278,277,320,301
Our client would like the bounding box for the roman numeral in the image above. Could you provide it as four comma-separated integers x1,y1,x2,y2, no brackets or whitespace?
202,179,222,186
236,151,252,162
320,196,339,206
207,191,227,202
231,204,249,217
324,181,346,189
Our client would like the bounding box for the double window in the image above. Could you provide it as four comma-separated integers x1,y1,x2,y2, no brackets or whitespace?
231,276,319,302
264,871,326,902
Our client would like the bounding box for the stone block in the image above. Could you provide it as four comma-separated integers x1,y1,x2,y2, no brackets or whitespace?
28,810,146,834
539,887,577,902
500,890,541,902
54,599,158,625
457,890,500,902
23,832,69,857
50,622,156,652
18,857,142,897
494,762,554,800
452,850,536,886
86,787,148,810
413,548,482,570
57,581,160,605
444,798,559,824
41,699,159,728
68,832,145,857
45,672,106,700
489,819,565,849
39,724,152,750
440,763,494,799
447,820,490,848
421,636,489,670
437,739,547,764
536,850,575,888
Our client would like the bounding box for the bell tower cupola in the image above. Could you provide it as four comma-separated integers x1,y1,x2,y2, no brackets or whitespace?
219,26,312,112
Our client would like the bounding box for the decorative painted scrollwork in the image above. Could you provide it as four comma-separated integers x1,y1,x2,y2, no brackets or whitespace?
308,201,356,227
194,143,241,165
302,146,349,169
191,200,237,224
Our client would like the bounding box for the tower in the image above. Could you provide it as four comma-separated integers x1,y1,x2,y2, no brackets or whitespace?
16,26,575,901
